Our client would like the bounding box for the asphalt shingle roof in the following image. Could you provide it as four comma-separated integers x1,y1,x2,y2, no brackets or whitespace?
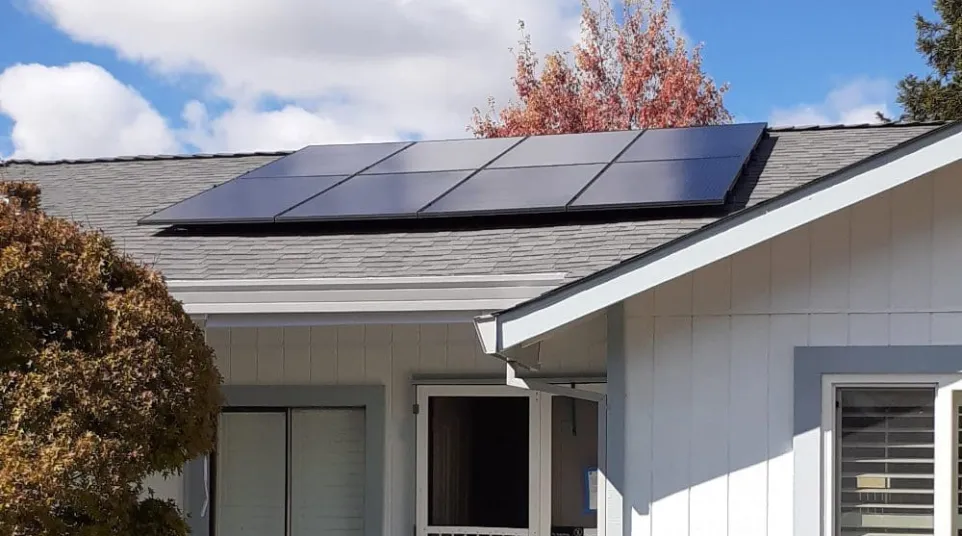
0,123,942,284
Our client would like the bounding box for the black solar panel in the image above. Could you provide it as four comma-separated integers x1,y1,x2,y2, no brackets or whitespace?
242,141,412,178
277,170,473,221
140,176,348,225
487,130,642,168
570,157,744,210
421,164,605,217
618,122,766,162
138,122,767,227
363,137,522,174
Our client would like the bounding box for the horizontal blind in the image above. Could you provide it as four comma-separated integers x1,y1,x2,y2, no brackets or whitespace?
290,409,366,536
837,388,935,536
216,412,287,536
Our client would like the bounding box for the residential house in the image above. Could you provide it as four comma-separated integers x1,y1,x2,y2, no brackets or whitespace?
4,120,961,536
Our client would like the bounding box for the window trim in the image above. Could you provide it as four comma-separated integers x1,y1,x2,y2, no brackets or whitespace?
820,374,953,536
793,345,962,536
185,385,386,536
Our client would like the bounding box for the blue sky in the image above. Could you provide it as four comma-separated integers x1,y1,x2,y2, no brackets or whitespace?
0,0,939,160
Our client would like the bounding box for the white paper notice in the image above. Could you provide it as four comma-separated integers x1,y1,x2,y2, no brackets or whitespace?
587,468,598,511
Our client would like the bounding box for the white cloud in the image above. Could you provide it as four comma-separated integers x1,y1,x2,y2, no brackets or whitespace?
23,0,585,153
179,101,398,153
769,78,893,127
0,62,178,160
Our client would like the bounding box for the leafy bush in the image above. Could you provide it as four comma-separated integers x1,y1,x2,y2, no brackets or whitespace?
0,182,222,535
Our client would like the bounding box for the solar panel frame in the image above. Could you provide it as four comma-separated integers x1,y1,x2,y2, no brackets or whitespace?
276,170,476,222
240,141,413,178
139,175,349,225
568,156,745,211
420,164,606,218
486,129,643,169
362,136,524,174
616,122,766,163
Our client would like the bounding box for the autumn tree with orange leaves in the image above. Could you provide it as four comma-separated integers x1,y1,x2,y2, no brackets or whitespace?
471,0,731,137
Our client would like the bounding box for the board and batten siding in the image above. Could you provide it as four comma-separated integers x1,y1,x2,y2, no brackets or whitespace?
144,316,606,534
622,163,962,536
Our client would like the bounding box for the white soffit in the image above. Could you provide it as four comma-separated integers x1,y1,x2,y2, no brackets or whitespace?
475,122,962,354
168,272,566,316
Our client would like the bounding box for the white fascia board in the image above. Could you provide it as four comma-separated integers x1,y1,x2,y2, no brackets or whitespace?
483,123,962,352
167,272,565,316
505,363,605,401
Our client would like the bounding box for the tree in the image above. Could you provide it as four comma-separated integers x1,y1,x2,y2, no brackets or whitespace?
895,0,962,121
0,182,222,535
470,0,731,138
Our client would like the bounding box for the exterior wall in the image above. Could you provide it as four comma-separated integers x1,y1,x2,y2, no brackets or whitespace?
622,163,962,536
146,316,606,533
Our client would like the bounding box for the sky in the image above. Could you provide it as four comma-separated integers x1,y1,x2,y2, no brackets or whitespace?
0,0,939,160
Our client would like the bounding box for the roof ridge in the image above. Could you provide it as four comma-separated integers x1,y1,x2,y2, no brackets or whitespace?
0,150,295,167
767,120,951,132
1,120,952,166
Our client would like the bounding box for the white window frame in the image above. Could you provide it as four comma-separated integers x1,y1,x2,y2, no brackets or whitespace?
415,383,606,536
821,373,962,536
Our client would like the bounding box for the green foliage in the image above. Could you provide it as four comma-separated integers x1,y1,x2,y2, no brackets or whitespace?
896,0,962,120
0,182,223,535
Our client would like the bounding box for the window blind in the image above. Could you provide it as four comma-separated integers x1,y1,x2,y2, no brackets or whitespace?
837,388,935,536
215,412,287,536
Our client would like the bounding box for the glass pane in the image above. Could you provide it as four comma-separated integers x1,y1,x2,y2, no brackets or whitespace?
215,412,286,536
427,396,530,528
551,396,599,533
290,409,367,536
837,388,935,536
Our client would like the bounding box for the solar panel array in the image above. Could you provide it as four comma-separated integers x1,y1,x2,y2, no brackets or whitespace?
140,122,767,226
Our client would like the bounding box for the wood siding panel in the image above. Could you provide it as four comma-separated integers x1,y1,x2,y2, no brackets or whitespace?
689,316,730,536
650,317,692,536
622,166,962,535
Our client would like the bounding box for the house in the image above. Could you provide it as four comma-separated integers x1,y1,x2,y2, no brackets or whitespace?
4,119,962,536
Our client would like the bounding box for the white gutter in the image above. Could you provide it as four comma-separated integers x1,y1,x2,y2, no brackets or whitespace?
168,273,566,316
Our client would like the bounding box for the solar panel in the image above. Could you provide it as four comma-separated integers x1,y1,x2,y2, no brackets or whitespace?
138,122,768,227
617,122,766,162
140,176,348,225
241,141,412,178
569,157,744,210
421,164,605,217
487,130,642,168
363,137,522,174
277,170,473,222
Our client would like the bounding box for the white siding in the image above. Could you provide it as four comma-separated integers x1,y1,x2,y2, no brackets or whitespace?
622,163,962,536
160,314,606,532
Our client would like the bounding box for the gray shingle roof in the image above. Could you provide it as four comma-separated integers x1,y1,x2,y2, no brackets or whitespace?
0,123,941,283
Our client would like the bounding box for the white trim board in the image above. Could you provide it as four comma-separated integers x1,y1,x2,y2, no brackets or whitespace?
475,122,962,353
167,272,566,316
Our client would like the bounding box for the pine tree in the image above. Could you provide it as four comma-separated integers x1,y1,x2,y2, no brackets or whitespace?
896,0,962,121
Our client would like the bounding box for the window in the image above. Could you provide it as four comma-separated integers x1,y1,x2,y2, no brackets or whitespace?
214,408,366,536
826,377,962,536
835,387,935,535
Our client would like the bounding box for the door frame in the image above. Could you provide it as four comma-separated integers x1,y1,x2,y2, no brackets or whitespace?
415,383,606,536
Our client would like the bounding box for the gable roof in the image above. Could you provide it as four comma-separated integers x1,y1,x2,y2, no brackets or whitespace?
0,123,943,287
476,120,962,355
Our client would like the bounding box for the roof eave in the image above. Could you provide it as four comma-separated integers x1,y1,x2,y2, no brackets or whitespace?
167,273,566,319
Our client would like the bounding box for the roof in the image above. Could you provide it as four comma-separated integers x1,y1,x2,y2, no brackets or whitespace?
0,122,944,283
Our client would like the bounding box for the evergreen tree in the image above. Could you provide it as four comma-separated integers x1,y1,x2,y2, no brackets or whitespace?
896,0,962,121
